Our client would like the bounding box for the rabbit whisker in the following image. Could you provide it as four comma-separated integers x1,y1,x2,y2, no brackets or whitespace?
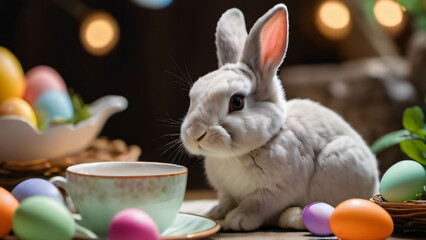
160,138,182,155
176,144,188,165
183,60,194,84
164,70,192,91
171,143,188,165
167,55,194,90
157,115,183,128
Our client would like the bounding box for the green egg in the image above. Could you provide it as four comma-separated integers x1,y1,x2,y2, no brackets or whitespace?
12,196,75,240
380,160,426,203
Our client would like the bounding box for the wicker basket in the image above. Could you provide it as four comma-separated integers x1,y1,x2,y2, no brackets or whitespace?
370,194,426,233
0,137,142,191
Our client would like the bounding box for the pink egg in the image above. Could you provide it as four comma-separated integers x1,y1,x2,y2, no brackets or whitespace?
108,208,160,240
302,202,334,236
23,66,67,106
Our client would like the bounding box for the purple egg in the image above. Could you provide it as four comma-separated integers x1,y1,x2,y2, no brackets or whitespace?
11,178,64,204
302,202,334,236
108,208,160,240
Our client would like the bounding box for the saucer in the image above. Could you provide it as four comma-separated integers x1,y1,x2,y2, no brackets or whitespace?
162,212,220,239
73,212,220,239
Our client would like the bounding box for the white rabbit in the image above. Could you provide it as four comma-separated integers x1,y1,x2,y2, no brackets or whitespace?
180,4,379,231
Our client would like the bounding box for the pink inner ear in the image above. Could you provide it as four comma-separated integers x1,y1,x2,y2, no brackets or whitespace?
260,10,287,68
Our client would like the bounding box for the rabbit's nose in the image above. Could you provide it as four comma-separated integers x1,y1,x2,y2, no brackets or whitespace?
186,123,207,141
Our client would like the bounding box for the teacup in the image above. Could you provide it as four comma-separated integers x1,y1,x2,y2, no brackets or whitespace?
50,161,187,237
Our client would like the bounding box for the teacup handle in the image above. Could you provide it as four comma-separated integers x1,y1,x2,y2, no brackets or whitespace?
50,176,74,212
50,176,98,239
50,176,70,195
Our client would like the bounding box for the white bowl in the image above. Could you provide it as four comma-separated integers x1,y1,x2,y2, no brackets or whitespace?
0,95,128,162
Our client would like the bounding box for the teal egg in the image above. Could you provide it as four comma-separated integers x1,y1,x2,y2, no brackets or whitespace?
130,0,173,9
34,89,74,129
380,160,426,202
12,196,75,240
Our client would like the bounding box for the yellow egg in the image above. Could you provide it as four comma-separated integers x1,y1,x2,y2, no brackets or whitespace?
0,46,25,105
0,98,37,126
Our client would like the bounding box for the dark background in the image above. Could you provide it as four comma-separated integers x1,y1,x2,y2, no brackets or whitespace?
0,0,416,189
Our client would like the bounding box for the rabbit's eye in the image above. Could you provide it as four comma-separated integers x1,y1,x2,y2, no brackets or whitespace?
229,94,245,113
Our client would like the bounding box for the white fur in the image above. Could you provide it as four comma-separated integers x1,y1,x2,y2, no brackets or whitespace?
180,4,379,231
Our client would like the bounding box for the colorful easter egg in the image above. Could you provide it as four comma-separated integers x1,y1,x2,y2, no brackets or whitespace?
24,65,67,106
0,98,38,126
13,196,75,240
0,187,19,238
0,46,25,104
130,0,173,9
329,198,393,240
108,208,160,240
380,160,426,203
33,89,74,130
11,178,64,204
302,202,334,236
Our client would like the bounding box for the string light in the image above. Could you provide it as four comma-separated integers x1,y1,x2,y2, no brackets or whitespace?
80,11,120,56
316,0,351,40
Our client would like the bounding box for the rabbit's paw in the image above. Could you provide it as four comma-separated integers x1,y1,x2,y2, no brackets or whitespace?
222,209,262,231
208,203,233,220
277,207,306,230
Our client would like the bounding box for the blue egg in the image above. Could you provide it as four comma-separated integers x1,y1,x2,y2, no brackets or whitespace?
34,89,74,130
11,178,64,204
130,0,173,9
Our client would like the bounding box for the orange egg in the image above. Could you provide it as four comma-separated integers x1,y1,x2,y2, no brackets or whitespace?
0,187,19,238
330,198,393,240
0,97,38,126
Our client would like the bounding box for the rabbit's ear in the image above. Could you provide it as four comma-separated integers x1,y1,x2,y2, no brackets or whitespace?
241,4,288,82
215,8,248,67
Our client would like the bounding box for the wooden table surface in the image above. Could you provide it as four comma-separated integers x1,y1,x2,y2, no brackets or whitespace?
5,190,423,240
182,190,425,240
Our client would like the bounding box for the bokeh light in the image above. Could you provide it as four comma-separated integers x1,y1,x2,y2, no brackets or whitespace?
316,0,351,40
80,11,120,56
373,0,406,36
374,0,404,28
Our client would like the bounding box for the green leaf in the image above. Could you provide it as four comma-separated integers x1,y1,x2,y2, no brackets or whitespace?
399,0,424,14
371,130,418,153
70,93,91,124
400,140,426,165
415,14,426,29
403,106,424,138
363,0,377,24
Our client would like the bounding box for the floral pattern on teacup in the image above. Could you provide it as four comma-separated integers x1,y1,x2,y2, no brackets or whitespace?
67,173,186,204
